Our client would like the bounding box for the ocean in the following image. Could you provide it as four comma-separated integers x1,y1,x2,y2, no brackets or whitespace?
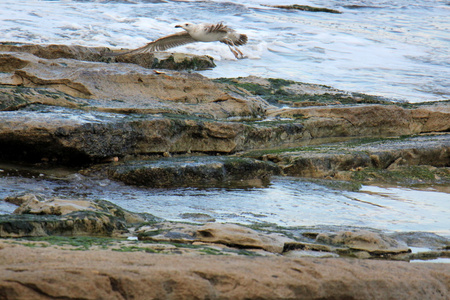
1,0,449,102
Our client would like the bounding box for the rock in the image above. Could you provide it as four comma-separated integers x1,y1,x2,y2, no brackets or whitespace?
0,211,127,238
263,4,342,14
269,104,450,137
316,230,410,255
4,193,45,206
0,194,159,237
179,213,216,223
283,241,336,253
0,52,261,117
196,223,294,254
0,43,215,70
136,222,199,243
248,134,450,184
0,244,449,299
106,156,280,188
216,76,393,107
13,196,102,216
0,105,305,164
4,193,148,224
283,250,339,258
389,232,450,249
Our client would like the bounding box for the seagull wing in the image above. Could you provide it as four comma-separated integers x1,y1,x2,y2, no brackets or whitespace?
106,31,197,56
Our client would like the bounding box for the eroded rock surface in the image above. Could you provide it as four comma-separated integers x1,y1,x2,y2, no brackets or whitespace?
0,43,215,70
316,230,410,255
196,223,293,254
0,194,156,237
0,243,448,299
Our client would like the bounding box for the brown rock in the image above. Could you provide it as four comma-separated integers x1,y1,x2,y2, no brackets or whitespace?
0,243,448,299
269,104,450,137
197,223,293,253
0,211,127,238
0,43,215,70
0,52,266,119
13,197,101,216
316,230,410,254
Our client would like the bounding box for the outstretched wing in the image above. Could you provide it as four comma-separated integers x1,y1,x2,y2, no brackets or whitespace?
106,31,196,56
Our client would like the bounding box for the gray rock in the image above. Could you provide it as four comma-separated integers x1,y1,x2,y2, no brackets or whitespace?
107,156,280,188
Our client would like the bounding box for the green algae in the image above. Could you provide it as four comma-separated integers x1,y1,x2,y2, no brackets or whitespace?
214,77,391,107
351,165,450,185
16,236,120,250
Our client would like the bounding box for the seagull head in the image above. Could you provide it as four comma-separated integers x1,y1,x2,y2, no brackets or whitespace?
175,23,194,31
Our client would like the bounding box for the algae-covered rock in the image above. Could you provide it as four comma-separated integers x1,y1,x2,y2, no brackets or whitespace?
0,105,306,164
107,156,280,188
0,193,161,237
0,211,127,238
263,4,342,14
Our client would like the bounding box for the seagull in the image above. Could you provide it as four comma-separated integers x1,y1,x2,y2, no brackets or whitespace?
107,22,248,59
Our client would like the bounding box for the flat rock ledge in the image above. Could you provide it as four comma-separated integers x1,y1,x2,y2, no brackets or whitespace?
104,156,280,188
0,43,215,70
0,243,448,300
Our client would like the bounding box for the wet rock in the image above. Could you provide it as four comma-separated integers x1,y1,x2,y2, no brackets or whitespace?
0,194,160,237
13,196,102,216
263,4,342,14
283,250,339,258
4,193,45,206
196,223,294,253
137,222,199,243
0,105,307,164
269,104,450,137
249,134,450,183
316,230,410,255
216,76,393,107
179,213,216,223
0,211,127,238
0,43,215,70
283,241,337,253
390,232,450,249
107,156,280,188
0,52,264,119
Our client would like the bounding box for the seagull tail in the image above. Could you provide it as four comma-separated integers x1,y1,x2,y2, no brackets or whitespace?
103,43,157,57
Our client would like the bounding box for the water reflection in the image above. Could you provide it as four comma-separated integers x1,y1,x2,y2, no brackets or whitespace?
0,171,448,237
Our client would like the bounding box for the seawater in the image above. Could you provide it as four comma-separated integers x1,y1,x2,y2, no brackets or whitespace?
0,0,449,102
0,173,449,237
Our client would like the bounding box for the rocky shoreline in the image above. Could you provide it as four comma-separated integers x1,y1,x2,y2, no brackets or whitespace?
1,43,449,298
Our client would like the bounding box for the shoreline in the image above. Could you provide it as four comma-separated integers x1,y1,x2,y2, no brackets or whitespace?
0,43,449,298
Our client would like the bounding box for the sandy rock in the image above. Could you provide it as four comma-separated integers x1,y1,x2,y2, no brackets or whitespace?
0,52,266,118
13,197,101,216
4,193,45,206
272,134,450,181
269,104,450,137
196,223,294,253
0,43,215,70
0,243,449,299
284,250,339,258
316,230,410,254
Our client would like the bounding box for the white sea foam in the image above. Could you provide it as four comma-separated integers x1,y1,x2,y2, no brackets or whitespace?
0,0,448,102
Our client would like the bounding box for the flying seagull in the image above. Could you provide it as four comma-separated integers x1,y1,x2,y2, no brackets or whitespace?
107,22,248,59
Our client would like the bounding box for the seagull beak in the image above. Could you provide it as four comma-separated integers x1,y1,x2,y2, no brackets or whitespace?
175,25,181,28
